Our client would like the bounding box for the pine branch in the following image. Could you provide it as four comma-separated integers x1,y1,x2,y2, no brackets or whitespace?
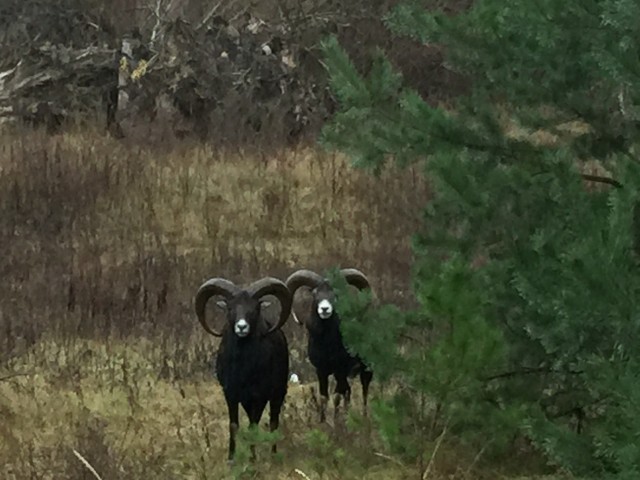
546,394,612,420
581,174,623,189
532,171,623,188
485,366,583,381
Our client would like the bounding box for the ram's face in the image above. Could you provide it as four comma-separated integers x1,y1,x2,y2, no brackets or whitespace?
216,292,265,338
313,282,337,320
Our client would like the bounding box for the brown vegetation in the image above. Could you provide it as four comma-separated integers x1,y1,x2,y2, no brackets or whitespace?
0,0,470,146
0,126,435,479
0,0,446,475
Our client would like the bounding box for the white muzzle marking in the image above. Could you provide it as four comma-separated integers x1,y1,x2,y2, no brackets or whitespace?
234,318,250,337
317,299,333,319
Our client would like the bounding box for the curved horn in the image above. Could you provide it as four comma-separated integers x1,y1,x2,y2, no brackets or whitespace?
285,269,324,295
247,277,293,334
340,268,370,290
285,269,324,325
194,278,240,337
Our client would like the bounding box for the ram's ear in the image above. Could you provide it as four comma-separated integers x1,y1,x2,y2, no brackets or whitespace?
260,300,272,309
215,300,227,310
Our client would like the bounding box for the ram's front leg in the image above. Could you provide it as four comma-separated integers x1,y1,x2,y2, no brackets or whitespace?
334,375,351,422
227,401,240,463
317,370,330,423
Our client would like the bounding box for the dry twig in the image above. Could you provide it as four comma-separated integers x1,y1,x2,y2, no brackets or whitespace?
72,449,104,480
293,468,312,480
0,371,35,382
422,415,450,480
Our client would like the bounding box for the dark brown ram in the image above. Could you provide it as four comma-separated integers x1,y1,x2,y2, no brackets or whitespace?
195,276,292,461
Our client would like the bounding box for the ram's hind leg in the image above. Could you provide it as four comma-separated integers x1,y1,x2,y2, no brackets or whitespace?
334,375,351,423
360,368,373,417
269,396,284,454
246,400,268,461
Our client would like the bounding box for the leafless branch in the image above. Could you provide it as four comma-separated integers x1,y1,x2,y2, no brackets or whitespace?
197,0,225,31
149,0,177,48
581,173,623,189
72,449,104,480
422,415,450,480
0,371,35,382
293,469,312,480
374,451,405,467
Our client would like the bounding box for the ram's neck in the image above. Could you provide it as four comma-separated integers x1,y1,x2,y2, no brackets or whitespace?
308,314,340,337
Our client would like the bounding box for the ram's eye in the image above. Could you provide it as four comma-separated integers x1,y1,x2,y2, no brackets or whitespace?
215,300,228,311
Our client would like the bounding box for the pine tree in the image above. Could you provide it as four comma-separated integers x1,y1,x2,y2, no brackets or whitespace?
322,1,640,477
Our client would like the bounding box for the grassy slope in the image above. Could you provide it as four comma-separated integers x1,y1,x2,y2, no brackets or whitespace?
1,338,403,479
0,127,565,479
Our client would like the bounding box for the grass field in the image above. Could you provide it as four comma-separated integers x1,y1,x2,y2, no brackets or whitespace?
0,126,422,479
0,126,563,479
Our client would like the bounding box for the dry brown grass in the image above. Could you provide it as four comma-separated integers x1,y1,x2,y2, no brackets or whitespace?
0,338,405,479
0,125,561,479
0,125,429,479
0,337,556,479
0,124,424,346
